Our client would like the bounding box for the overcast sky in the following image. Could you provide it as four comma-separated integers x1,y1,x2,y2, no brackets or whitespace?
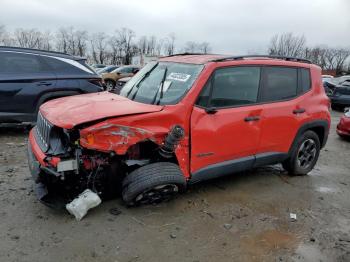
1,0,349,54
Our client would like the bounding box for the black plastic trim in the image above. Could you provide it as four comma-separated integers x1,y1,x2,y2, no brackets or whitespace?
189,152,289,184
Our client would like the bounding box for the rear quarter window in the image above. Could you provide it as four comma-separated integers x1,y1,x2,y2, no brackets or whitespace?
299,68,311,93
260,67,298,102
42,56,93,75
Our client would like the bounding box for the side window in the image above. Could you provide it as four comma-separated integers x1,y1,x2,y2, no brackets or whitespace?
210,67,261,107
196,78,212,107
260,67,298,102
299,68,311,93
42,56,85,74
0,52,46,74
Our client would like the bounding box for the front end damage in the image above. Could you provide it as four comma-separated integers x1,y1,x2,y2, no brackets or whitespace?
27,112,188,208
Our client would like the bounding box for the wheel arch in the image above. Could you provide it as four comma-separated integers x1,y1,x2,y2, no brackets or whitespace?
290,120,329,154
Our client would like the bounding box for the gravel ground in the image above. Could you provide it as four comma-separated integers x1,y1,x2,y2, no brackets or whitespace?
0,110,349,262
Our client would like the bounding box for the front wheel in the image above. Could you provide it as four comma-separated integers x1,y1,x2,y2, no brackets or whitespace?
282,130,321,176
122,162,186,206
105,80,115,91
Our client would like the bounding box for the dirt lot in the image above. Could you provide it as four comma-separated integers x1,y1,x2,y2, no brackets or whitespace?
0,111,349,262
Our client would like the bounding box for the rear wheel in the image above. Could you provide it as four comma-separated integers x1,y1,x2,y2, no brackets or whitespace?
282,130,320,176
122,162,186,206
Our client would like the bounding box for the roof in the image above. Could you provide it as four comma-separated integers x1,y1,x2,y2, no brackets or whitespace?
160,54,226,64
0,46,85,61
159,53,312,65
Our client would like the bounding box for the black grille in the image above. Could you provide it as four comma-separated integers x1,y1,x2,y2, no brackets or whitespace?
35,111,53,152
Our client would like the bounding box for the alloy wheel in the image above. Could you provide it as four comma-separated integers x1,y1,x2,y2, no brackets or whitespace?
134,184,179,205
297,138,317,169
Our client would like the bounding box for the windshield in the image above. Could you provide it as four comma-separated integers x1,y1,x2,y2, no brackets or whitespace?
120,62,204,105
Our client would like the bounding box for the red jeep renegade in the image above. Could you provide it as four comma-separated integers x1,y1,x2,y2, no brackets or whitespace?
27,54,331,207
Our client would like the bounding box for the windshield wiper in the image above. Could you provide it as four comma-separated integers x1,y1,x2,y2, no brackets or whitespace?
152,67,168,105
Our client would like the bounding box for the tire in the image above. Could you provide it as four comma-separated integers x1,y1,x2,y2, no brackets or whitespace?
105,80,115,91
282,130,321,176
122,162,186,206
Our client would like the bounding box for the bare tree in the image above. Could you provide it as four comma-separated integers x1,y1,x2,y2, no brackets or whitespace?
0,25,12,45
268,33,306,57
13,28,43,49
199,42,211,54
182,41,212,54
164,33,176,55
138,35,148,55
90,32,109,64
116,28,136,64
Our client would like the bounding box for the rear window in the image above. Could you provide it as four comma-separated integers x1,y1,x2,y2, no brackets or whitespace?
260,67,298,102
0,52,46,74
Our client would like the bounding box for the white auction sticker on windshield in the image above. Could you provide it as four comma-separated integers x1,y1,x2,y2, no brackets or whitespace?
167,73,191,82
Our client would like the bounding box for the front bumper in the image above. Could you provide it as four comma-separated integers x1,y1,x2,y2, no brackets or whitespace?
27,129,66,208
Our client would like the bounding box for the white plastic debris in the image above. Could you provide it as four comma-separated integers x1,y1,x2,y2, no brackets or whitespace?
66,189,102,221
290,213,297,221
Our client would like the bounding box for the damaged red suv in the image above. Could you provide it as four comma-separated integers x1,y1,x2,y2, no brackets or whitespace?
27,54,331,207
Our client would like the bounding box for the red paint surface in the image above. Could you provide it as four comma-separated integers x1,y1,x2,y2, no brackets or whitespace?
337,115,350,137
31,55,331,178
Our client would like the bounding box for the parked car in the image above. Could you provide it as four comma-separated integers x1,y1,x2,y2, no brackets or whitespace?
337,108,350,138
102,65,140,91
115,76,131,94
90,64,106,70
326,78,350,109
27,54,330,208
0,46,103,123
97,65,119,75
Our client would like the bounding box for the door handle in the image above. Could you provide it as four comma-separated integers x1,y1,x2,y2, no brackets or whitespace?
293,108,306,114
244,116,260,122
37,81,52,86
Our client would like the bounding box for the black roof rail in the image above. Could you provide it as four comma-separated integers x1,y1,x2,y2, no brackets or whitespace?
211,55,312,64
0,46,85,60
165,52,213,57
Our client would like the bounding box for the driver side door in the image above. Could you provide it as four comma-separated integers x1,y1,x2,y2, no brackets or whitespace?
190,66,262,182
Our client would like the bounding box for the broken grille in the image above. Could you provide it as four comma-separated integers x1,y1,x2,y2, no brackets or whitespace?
35,111,53,152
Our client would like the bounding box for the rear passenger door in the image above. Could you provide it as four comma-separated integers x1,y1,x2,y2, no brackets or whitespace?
256,66,312,157
0,52,56,118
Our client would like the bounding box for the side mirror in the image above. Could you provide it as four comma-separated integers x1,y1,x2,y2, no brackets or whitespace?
205,107,217,114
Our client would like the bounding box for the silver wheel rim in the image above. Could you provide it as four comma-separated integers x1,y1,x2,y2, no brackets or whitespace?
106,81,114,91
135,184,179,205
297,138,317,169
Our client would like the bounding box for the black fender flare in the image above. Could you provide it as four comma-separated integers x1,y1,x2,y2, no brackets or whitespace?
288,120,329,156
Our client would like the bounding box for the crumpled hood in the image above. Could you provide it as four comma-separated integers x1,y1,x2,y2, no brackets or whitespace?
40,92,163,129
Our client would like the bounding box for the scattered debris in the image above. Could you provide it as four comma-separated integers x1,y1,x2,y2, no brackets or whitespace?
66,189,102,221
224,223,232,230
6,168,14,173
290,213,297,221
201,209,214,219
109,208,122,216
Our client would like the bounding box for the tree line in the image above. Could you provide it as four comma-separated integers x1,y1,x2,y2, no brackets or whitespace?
1,25,349,74
268,33,350,74
0,25,212,65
